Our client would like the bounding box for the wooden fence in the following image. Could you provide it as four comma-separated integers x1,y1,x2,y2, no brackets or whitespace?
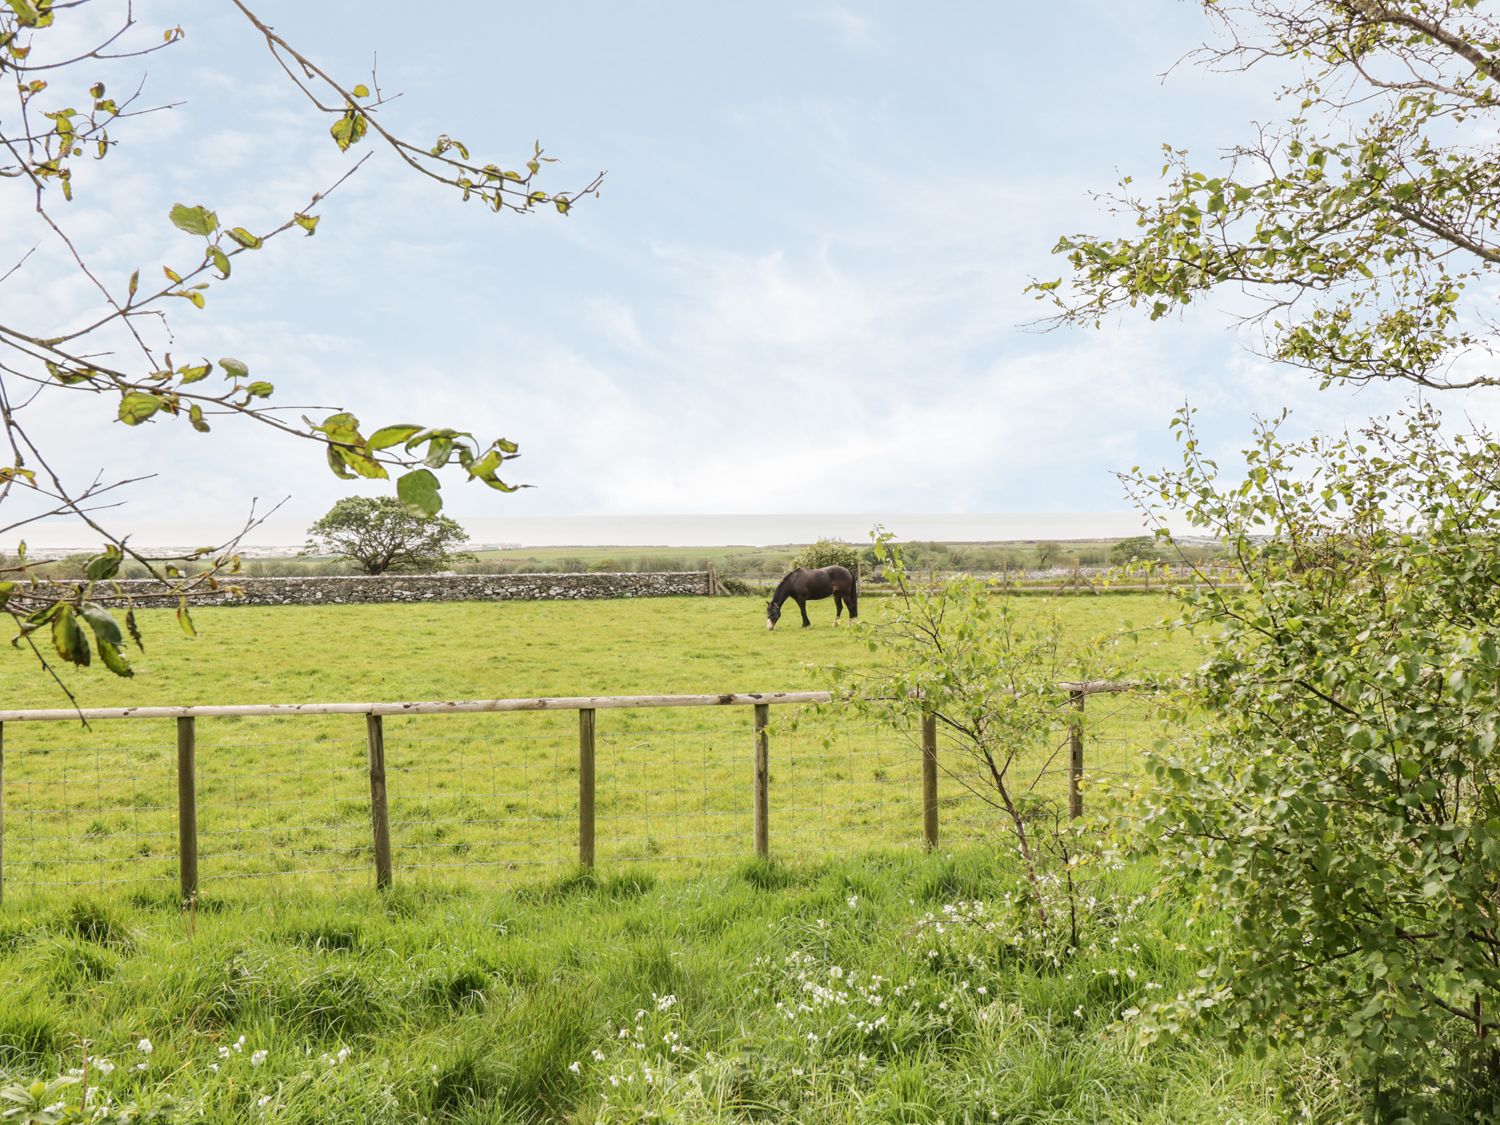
0,682,1137,904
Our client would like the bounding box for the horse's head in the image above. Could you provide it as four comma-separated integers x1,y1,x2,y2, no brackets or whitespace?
766,600,781,630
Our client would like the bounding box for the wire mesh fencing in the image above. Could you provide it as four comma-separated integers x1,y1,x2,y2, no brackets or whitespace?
0,685,1168,901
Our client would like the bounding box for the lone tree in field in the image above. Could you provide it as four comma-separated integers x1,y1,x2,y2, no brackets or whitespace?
0,0,601,685
304,498,472,576
1040,1,1500,1112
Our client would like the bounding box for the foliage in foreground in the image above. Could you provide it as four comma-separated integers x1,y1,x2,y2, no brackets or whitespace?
0,0,599,687
1042,0,1500,394
0,849,1350,1123
1131,404,1500,1119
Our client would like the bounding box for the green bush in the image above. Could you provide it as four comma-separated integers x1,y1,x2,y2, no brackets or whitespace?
1134,404,1500,1116
791,538,858,572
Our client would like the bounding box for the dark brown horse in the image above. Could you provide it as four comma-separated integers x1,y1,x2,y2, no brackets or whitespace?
766,565,858,629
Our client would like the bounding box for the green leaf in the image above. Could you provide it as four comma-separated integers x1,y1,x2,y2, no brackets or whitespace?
293,213,320,235
168,203,219,237
127,269,139,299
0,582,14,611
79,604,123,646
177,362,211,384
367,424,424,450
326,445,355,480
97,639,133,677
125,608,143,651
85,548,121,581
351,83,370,98
226,226,263,249
176,598,196,638
208,246,231,278
117,392,162,425
219,357,249,380
245,381,274,398
51,603,90,666
188,404,210,433
329,109,368,152
396,468,442,517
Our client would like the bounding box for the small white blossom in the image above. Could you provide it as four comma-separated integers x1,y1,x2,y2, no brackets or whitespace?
136,1039,153,1055
568,1061,580,1074
250,1049,267,1067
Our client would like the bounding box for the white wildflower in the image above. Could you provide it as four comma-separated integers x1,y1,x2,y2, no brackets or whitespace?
136,1039,153,1055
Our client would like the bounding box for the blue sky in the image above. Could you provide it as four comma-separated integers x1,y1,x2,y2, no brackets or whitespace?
1,0,1451,545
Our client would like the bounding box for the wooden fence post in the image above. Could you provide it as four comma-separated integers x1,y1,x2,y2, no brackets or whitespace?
579,708,596,868
366,714,393,889
177,716,198,904
1068,689,1086,819
754,703,769,858
921,713,938,850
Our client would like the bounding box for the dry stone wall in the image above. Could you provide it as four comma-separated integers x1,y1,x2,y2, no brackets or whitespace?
40,572,711,608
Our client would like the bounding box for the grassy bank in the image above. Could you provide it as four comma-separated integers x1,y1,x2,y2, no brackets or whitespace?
0,846,1352,1123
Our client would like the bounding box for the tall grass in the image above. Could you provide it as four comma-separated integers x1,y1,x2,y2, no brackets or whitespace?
0,847,1356,1123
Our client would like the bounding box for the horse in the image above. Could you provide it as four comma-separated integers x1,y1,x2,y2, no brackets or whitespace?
766,565,858,630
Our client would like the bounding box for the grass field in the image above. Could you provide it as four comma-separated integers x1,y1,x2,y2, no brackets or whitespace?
0,596,1194,900
0,594,1365,1122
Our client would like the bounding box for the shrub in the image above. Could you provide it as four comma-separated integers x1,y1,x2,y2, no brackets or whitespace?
792,538,859,572
1131,403,1500,1115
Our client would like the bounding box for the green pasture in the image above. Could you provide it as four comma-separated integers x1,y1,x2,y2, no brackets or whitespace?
0,596,1359,1122
0,596,1197,900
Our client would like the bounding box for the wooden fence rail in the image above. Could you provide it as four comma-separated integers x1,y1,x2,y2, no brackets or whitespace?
0,681,1145,904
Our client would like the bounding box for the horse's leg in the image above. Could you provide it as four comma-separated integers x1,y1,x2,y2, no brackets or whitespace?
834,592,844,623
797,596,811,627
848,586,858,620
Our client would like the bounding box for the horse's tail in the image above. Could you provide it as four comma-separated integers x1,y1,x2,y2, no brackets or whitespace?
848,564,859,617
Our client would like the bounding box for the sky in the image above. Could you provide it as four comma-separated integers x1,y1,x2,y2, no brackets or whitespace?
0,0,1465,547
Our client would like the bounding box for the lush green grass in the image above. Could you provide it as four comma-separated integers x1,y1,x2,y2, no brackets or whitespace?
0,596,1193,898
0,598,1358,1120
0,846,1356,1123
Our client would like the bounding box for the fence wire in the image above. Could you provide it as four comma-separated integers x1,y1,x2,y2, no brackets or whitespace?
0,691,1169,898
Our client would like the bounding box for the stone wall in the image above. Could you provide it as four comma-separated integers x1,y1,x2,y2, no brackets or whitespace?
36,572,712,608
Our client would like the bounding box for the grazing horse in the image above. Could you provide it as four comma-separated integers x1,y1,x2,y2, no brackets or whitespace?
766,565,858,630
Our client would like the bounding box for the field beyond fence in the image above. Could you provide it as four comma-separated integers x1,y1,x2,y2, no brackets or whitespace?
0,683,1158,902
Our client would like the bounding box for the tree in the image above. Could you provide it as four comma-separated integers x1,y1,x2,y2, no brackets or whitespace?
1128,406,1500,1114
1036,1,1500,392
0,1,602,685
304,497,472,576
1106,535,1162,566
1034,3,1500,1110
826,533,1105,957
